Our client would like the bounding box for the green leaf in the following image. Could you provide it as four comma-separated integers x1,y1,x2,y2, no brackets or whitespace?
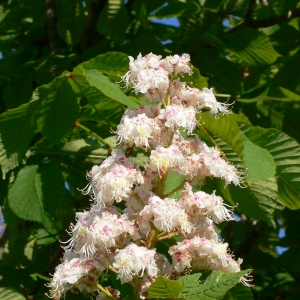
242,126,300,210
163,171,186,198
0,287,26,300
266,87,300,102
178,273,202,291
0,136,18,179
148,277,184,298
223,283,253,300
33,138,108,167
242,134,276,182
76,52,129,77
85,69,139,108
0,100,40,162
179,270,249,300
2,226,38,268
229,178,279,226
0,73,80,163
200,112,244,161
221,27,280,65
79,93,124,127
8,161,65,228
38,75,80,144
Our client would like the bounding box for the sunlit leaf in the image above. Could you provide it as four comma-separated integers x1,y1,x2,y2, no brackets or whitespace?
85,69,139,108
0,287,26,300
179,270,249,300
148,277,184,298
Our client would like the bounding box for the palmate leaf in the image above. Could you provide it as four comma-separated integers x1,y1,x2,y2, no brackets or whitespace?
221,27,280,66
240,125,300,210
8,161,65,228
0,287,26,300
179,270,250,300
0,73,80,171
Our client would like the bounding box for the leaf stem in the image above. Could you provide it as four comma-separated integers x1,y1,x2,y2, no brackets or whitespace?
79,280,117,299
96,283,116,299
147,226,158,249
157,232,179,242
133,276,140,300
131,192,145,207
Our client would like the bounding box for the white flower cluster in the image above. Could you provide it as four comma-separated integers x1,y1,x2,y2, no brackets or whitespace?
48,53,250,300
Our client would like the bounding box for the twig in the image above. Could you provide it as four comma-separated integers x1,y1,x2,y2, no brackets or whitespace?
81,0,107,52
45,0,60,53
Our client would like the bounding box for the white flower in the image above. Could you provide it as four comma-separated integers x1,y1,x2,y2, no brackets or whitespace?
47,256,103,299
158,105,196,134
80,150,144,206
121,53,169,94
116,113,159,148
113,244,158,284
148,145,184,175
170,53,191,74
169,237,243,274
139,195,193,234
179,183,235,223
200,88,232,114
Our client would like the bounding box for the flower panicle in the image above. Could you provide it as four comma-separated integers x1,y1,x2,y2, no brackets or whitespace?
48,53,249,300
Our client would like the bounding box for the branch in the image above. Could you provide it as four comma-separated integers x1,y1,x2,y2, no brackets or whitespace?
45,0,61,53
244,0,256,23
81,0,107,52
230,8,300,33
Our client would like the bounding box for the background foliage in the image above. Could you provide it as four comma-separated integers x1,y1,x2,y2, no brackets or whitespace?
0,0,300,299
